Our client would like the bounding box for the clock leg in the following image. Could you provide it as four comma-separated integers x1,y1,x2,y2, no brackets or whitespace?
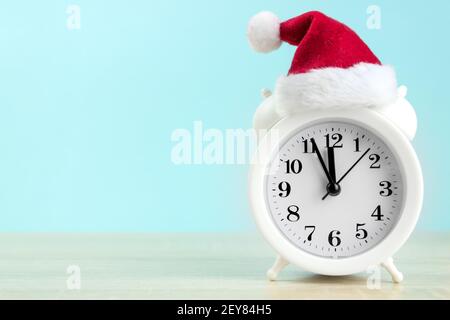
381,257,404,283
267,256,289,281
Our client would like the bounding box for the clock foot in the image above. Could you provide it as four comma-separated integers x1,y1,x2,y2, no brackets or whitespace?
267,256,289,281
381,257,404,283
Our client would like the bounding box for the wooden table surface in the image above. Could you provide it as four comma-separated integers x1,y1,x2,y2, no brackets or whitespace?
0,232,448,300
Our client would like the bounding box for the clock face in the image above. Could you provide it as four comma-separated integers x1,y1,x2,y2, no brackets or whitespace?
266,121,404,259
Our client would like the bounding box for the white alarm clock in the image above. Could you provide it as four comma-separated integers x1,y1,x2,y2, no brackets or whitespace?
249,90,423,283
247,10,424,283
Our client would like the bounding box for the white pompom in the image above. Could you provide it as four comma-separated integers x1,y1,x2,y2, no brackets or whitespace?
247,11,281,53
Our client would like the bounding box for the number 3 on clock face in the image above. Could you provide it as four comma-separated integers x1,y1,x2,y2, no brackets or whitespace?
266,121,404,259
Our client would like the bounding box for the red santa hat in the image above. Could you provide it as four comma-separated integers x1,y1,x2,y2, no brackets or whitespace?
247,11,398,115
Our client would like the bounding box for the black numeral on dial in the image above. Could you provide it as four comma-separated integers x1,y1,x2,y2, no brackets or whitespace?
328,230,342,247
354,138,361,152
305,226,316,241
287,205,300,222
369,154,381,169
302,140,314,154
379,181,393,197
284,159,302,174
278,182,291,198
356,223,368,239
325,133,343,148
371,205,384,221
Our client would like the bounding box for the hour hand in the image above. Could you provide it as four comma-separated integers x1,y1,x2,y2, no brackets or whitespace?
326,146,341,196
327,146,337,183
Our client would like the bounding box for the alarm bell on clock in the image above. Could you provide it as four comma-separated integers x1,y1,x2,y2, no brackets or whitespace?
247,11,423,283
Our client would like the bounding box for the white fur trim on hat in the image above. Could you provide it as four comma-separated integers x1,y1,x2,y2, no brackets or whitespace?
274,63,398,116
247,11,281,53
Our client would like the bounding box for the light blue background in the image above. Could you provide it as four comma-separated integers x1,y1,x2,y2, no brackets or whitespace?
0,1,448,231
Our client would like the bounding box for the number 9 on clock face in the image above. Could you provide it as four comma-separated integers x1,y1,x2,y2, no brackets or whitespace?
266,121,403,259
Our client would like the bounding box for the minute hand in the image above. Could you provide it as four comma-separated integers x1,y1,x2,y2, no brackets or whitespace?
310,138,334,186
322,148,371,200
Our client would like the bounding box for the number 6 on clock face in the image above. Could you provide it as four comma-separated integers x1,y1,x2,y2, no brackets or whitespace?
266,121,404,258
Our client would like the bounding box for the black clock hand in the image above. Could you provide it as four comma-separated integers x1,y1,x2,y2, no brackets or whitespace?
310,138,335,190
322,148,371,200
327,146,337,184
326,146,341,196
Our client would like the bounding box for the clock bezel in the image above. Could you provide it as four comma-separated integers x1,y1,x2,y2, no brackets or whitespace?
249,108,423,276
